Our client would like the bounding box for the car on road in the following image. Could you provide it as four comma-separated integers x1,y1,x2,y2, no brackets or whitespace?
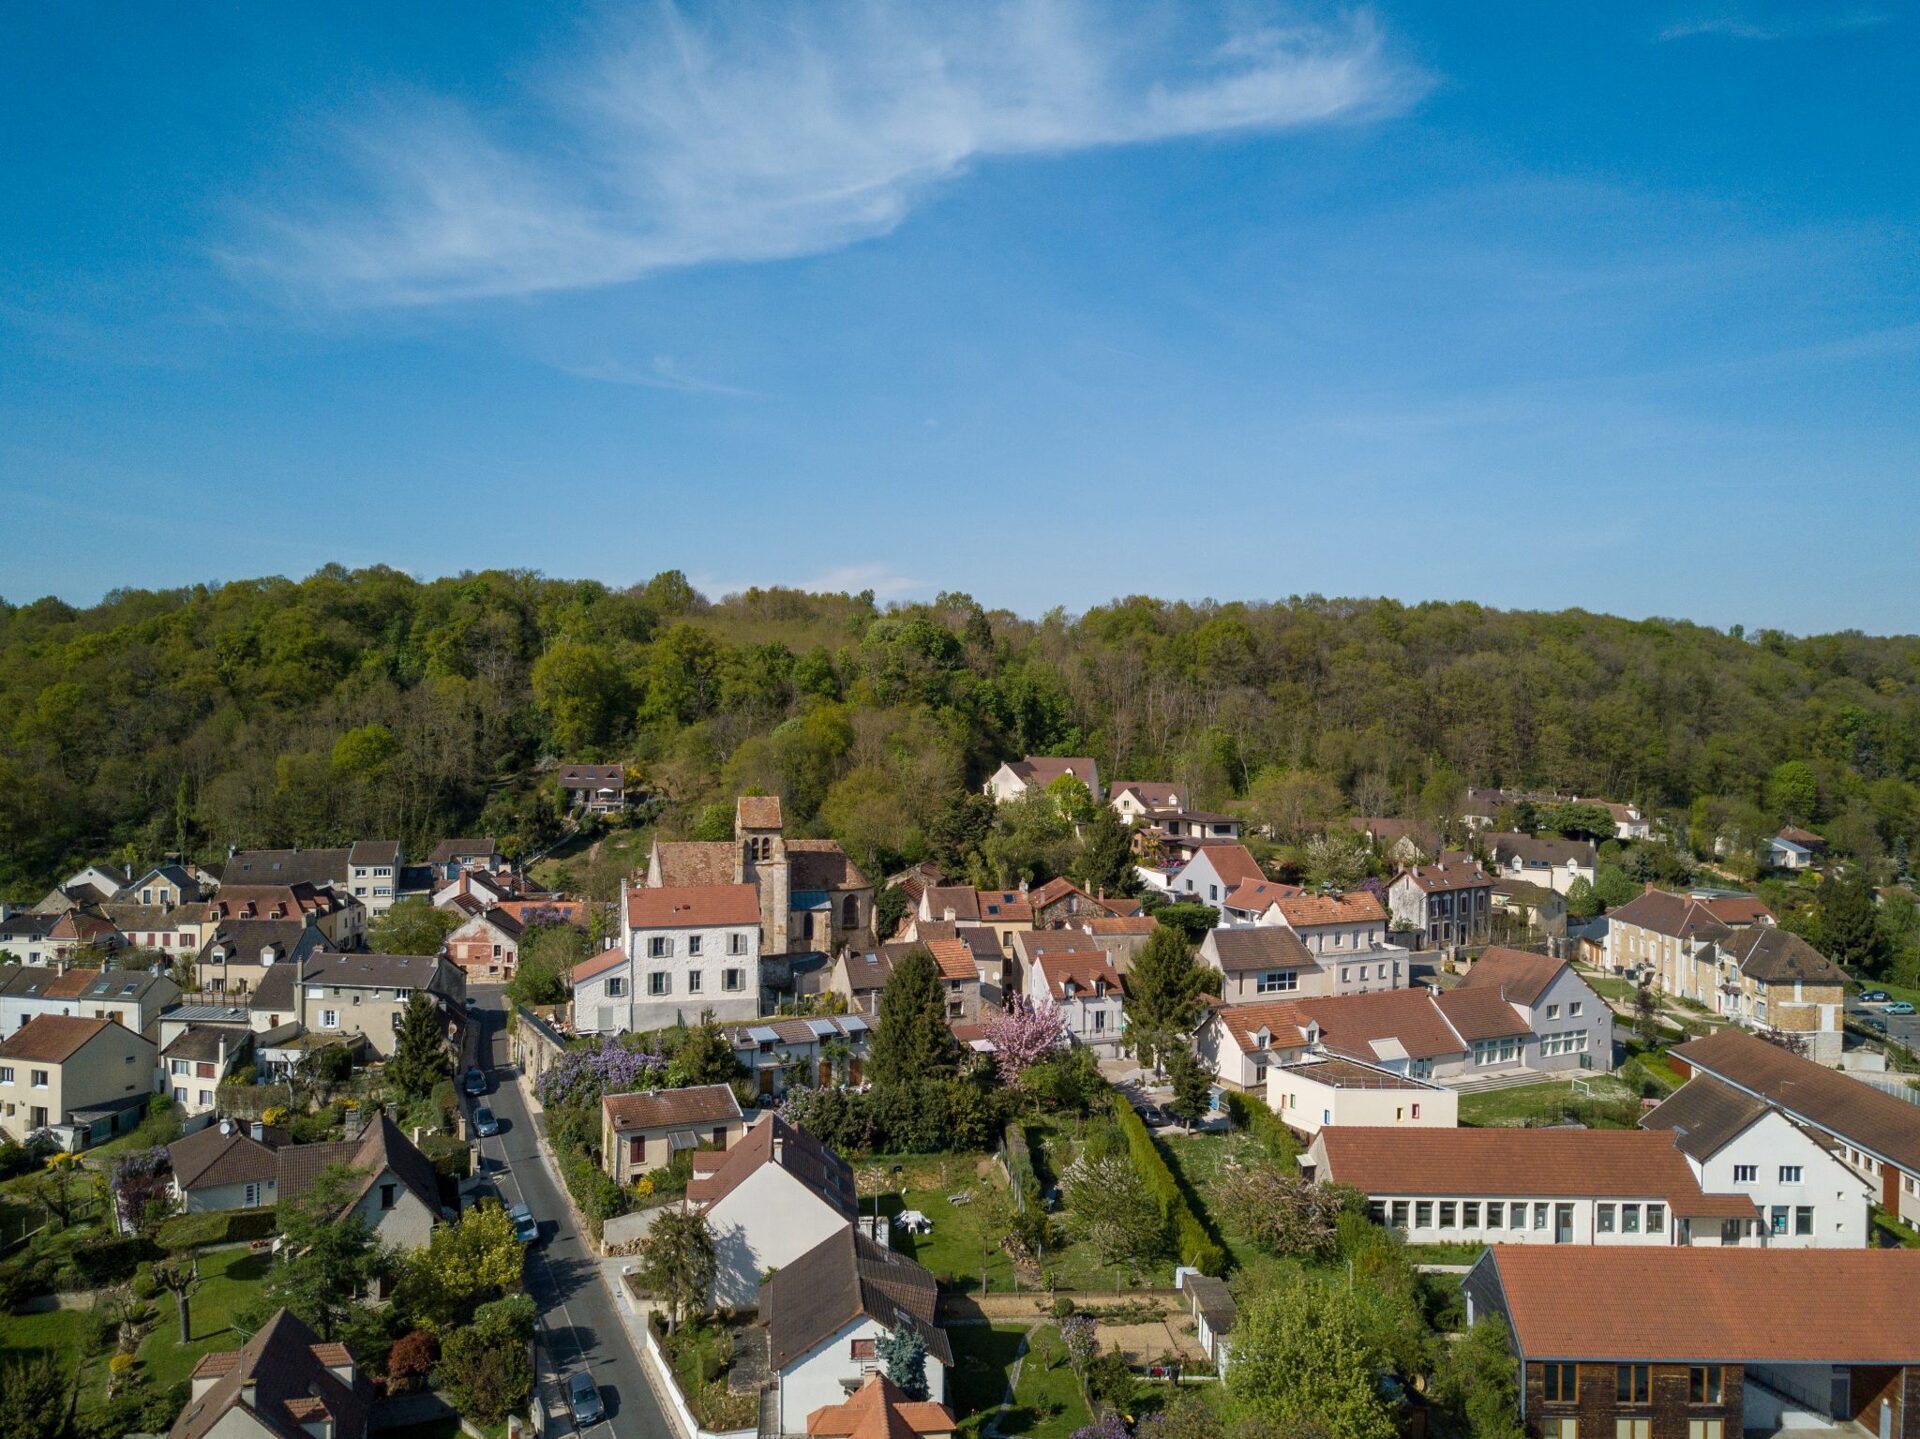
508,1202,539,1244
473,1105,499,1137
463,1066,487,1096
1862,990,1892,1004
568,1372,605,1427
1887,1002,1916,1016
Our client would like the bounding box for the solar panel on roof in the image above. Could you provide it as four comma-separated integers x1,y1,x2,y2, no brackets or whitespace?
840,1015,870,1033
803,1018,837,1038
748,1026,781,1044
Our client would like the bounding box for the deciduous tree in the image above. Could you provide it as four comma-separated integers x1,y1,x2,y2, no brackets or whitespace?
635,1207,717,1334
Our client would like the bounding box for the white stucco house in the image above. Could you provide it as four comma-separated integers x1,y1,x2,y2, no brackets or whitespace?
689,1115,860,1308
1642,1074,1873,1248
761,1226,952,1435
603,880,763,1031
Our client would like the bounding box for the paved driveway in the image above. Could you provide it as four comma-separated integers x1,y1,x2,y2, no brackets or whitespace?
465,989,673,1439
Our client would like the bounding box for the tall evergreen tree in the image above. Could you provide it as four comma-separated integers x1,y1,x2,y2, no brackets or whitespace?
1165,1043,1212,1130
388,992,450,1100
1819,871,1889,977
1070,805,1136,896
875,1324,930,1401
869,948,959,1086
1125,926,1207,1070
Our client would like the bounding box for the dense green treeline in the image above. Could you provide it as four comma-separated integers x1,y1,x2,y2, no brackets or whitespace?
2,565,1917,898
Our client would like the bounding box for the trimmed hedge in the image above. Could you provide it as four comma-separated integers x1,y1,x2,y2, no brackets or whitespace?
1108,1095,1226,1276
1221,1090,1302,1165
156,1206,279,1251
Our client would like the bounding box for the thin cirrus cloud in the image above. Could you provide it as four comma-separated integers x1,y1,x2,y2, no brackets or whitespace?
233,1,1427,308
1657,7,1889,41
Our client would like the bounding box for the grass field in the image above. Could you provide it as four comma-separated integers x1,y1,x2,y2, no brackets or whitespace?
950,1323,1092,1439
1456,1074,1640,1129
0,1243,271,1417
1157,1131,1268,1274
529,825,654,892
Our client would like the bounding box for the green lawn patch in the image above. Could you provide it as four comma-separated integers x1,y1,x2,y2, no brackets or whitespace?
0,1303,87,1371
949,1323,1091,1439
1457,1075,1641,1129
134,1246,274,1395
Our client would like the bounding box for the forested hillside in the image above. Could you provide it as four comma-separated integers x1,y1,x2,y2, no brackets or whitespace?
1,565,1917,898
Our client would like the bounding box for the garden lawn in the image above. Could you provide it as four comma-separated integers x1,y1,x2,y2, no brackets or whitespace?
0,1303,88,1372
949,1323,1092,1439
1456,1074,1640,1129
1157,1130,1269,1274
134,1245,274,1395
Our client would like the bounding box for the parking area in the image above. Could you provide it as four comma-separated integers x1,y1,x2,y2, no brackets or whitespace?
1846,996,1920,1051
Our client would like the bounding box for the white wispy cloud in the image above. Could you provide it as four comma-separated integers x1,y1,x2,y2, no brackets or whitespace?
234,1,1425,307
1658,7,1889,41
553,355,761,397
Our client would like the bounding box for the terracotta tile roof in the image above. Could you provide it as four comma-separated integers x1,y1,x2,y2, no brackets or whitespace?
925,939,980,984
1699,894,1773,925
1673,1027,1920,1172
1295,988,1472,1063
1206,926,1316,974
1316,1128,1754,1213
974,890,1032,924
1478,1246,1920,1363
1453,947,1568,1008
1079,915,1158,936
1393,857,1492,894
1607,887,1743,943
921,887,980,922
1034,951,1124,1001
688,1114,857,1220
1271,891,1386,928
201,882,336,924
737,795,783,829
650,841,738,888
602,1083,742,1133
806,1374,956,1439
1431,985,1533,1042
0,1013,118,1063
1026,877,1089,909
1095,896,1145,917
570,948,627,985
625,884,761,929
1223,879,1304,912
1188,844,1265,888
1209,1000,1315,1053
1005,756,1096,790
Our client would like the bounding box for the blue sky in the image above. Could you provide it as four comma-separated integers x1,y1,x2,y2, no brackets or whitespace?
3,2,1916,632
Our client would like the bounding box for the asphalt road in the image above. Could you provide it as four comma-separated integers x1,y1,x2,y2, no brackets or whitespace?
1846,997,1920,1051
465,988,671,1439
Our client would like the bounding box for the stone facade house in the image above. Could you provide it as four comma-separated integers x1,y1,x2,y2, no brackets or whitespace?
613,881,763,1030
298,951,464,1059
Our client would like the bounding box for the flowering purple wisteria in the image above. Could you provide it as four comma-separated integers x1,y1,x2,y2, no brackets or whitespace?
984,995,1066,1089
536,1037,665,1110
1068,1416,1130,1439
110,1147,173,1232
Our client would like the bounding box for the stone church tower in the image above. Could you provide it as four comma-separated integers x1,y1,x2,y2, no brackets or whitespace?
734,795,790,955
